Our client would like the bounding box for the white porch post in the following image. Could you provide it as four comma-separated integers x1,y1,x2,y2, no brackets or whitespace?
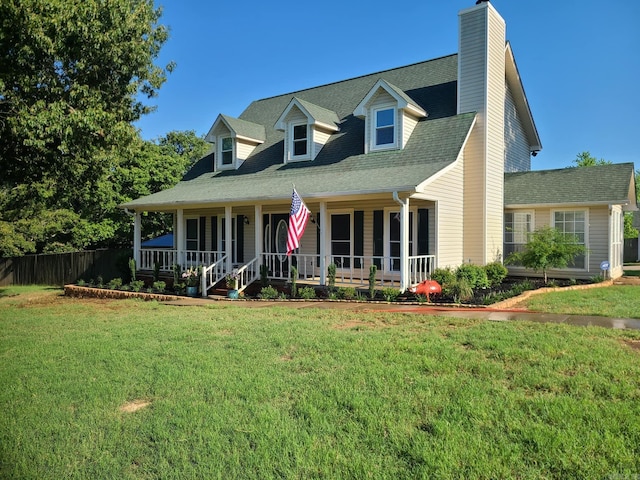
255,205,263,259
133,211,141,267
176,208,185,267
225,205,232,272
319,201,328,285
401,197,410,292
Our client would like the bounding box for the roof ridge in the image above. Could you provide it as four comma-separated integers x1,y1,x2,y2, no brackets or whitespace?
506,162,634,176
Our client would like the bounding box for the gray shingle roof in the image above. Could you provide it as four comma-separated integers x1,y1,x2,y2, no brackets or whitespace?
219,114,265,143
123,54,469,209
292,98,340,130
504,163,637,207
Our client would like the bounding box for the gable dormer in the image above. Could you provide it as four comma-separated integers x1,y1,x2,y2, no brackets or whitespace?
205,114,265,170
274,97,339,163
353,79,427,154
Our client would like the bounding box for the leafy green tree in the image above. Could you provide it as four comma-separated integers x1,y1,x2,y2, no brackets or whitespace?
573,151,611,167
505,226,587,284
0,0,178,255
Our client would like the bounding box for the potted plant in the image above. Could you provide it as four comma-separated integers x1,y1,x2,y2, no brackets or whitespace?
181,266,200,297
225,269,240,299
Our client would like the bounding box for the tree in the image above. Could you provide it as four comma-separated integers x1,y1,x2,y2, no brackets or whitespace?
505,226,587,284
0,0,175,256
573,151,611,167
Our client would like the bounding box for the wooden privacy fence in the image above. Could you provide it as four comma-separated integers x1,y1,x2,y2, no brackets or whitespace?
0,249,132,287
624,238,638,263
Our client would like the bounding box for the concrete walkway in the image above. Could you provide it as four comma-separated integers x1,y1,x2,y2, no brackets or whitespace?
165,293,640,331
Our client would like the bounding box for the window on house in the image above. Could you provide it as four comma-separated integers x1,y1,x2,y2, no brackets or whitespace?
504,212,532,260
331,213,351,268
221,137,233,165
186,218,199,251
374,108,395,147
553,210,586,269
292,124,308,157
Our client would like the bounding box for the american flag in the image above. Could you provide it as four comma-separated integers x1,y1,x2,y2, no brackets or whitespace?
286,188,311,255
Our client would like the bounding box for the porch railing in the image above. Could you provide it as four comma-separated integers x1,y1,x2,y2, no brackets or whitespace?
140,249,177,272
261,253,435,288
139,249,223,272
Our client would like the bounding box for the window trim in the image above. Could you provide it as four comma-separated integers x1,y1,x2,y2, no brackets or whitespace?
217,136,235,170
289,122,310,161
370,105,397,152
551,208,589,271
185,217,200,252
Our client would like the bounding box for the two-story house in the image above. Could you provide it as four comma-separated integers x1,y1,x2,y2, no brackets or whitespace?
122,1,637,296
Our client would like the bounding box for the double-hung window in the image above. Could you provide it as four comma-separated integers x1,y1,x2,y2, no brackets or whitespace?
374,107,395,148
553,210,586,269
221,137,233,166
504,212,532,260
292,124,308,158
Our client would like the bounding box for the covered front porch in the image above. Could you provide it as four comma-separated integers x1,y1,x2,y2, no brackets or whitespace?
131,194,440,297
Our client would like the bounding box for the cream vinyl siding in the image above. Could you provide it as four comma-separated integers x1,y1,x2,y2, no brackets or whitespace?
312,127,332,160
458,2,506,265
421,159,465,268
504,83,531,172
401,112,419,149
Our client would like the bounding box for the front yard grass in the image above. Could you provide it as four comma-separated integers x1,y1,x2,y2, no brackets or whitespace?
1,287,639,479
522,285,640,319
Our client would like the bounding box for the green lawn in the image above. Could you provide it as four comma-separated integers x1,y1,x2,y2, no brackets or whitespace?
523,285,640,319
1,287,640,479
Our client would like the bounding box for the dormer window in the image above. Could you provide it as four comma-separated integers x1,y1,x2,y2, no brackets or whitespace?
275,97,340,164
292,124,308,157
353,79,427,154
205,114,265,171
221,137,233,166
374,107,395,148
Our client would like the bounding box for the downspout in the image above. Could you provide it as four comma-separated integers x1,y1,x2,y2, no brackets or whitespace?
393,192,408,292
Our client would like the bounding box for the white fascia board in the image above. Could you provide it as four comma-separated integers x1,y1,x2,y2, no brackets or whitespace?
505,43,542,152
235,134,265,145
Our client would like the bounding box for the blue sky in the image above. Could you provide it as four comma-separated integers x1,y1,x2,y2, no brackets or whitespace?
135,0,639,171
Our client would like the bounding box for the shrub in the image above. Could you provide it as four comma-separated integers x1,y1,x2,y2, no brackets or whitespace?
484,262,508,286
290,266,298,298
76,279,86,286
130,280,145,292
369,265,377,300
96,275,103,288
152,281,166,293
452,277,474,303
456,264,489,289
336,287,357,300
107,278,123,290
128,258,136,282
298,286,316,300
153,262,161,282
327,263,336,293
258,285,280,299
431,267,456,288
260,264,269,287
381,288,400,302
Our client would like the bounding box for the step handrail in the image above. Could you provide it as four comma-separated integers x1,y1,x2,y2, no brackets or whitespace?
234,256,260,293
200,255,228,297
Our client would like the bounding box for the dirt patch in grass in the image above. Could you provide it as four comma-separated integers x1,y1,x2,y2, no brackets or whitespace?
333,320,373,330
621,339,640,351
119,400,151,413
